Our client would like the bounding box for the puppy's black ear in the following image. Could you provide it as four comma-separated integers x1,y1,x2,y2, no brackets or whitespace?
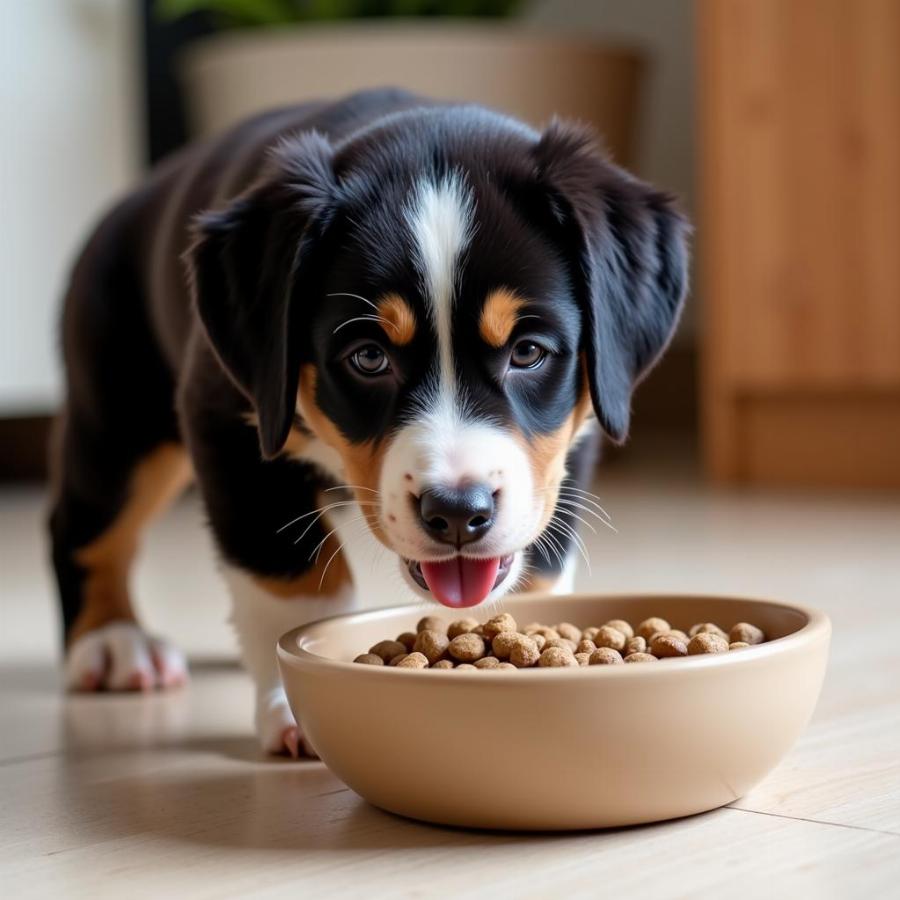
187,131,337,458
534,121,690,443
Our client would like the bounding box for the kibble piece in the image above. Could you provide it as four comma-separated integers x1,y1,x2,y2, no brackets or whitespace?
688,633,729,655
396,651,429,669
730,623,765,645
530,633,547,652
492,631,533,660
603,619,634,640
651,633,688,658
648,629,688,646
689,622,728,639
413,629,450,664
509,638,541,668
369,639,408,663
431,659,454,669
576,639,598,655
729,641,750,650
589,647,624,665
396,631,417,651
555,622,582,643
353,653,384,666
497,662,516,670
447,617,479,639
575,652,591,666
447,633,486,662
472,625,487,638
582,626,600,642
626,636,647,655
594,625,627,652
455,663,477,670
483,613,517,639
545,637,578,653
389,653,408,666
539,647,578,667
624,652,658,663
416,615,446,634
524,624,560,641
637,617,670,641
474,656,500,669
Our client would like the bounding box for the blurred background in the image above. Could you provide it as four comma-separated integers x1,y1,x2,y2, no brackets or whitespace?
0,0,897,490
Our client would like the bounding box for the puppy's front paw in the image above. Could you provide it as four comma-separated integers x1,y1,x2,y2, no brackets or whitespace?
65,621,188,692
256,688,318,759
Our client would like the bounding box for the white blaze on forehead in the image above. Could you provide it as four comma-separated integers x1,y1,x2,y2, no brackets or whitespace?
404,172,475,397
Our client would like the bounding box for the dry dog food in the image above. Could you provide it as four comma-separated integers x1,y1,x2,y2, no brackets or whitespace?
353,613,768,670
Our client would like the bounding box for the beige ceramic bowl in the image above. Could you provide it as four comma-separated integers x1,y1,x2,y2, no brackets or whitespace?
278,593,830,831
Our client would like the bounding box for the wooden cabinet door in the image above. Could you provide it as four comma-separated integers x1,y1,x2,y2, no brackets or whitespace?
699,0,900,485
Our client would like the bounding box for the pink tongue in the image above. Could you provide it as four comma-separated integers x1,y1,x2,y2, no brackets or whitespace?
420,557,502,608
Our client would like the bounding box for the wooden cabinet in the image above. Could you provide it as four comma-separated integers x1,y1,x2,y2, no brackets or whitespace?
698,0,900,487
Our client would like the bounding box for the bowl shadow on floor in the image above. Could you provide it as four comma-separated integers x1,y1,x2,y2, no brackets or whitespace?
60,733,705,852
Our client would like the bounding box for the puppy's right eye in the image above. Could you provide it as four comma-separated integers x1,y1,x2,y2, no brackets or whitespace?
348,343,390,376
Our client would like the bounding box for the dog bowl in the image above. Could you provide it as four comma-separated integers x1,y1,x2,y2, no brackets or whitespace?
277,593,830,830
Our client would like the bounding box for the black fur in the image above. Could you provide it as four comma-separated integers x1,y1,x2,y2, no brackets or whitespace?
534,121,690,443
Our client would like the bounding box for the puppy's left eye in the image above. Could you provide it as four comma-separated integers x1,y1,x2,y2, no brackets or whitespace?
510,340,547,369
349,344,391,376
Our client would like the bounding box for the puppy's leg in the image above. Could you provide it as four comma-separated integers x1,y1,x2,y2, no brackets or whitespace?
223,551,354,758
183,400,358,757
50,220,193,690
49,422,192,690
521,427,601,594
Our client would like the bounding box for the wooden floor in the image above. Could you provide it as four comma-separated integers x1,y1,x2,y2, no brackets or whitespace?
2,446,899,898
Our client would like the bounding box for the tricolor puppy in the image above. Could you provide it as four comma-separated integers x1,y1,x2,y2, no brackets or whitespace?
50,89,688,755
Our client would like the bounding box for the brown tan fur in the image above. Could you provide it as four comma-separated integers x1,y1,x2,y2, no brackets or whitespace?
377,293,417,346
479,288,526,348
296,364,390,546
523,358,594,535
69,444,193,643
280,426,309,458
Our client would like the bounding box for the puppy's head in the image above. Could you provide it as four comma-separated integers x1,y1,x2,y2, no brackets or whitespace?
189,110,689,608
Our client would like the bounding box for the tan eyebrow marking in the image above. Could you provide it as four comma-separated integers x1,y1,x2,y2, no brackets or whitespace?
376,293,417,346
479,288,527,348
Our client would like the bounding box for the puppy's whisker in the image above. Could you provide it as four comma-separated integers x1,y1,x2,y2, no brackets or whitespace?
553,500,618,534
534,531,565,569
332,315,398,336
318,528,362,592
309,514,370,564
550,507,598,535
289,500,378,543
545,520,591,574
554,496,611,521
556,487,612,520
555,488,611,515
326,292,378,311
322,484,381,495
277,500,361,533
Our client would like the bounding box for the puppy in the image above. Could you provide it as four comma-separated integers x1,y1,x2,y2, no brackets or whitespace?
49,88,688,755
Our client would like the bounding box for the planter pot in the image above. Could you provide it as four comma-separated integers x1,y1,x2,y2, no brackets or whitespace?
179,21,643,164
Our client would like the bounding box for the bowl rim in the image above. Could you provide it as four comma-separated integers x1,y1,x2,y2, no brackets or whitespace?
277,591,832,683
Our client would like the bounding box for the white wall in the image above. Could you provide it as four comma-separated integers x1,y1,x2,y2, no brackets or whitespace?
0,0,140,415
525,0,696,337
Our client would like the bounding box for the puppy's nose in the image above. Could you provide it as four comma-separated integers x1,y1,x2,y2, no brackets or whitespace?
418,484,495,547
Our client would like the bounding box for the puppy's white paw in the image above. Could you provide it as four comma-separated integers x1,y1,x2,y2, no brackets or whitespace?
256,687,318,759
65,621,188,692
